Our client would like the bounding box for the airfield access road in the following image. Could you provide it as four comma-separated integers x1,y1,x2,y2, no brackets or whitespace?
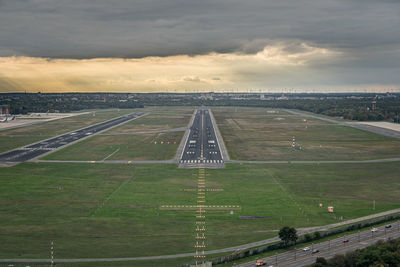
0,112,146,164
236,222,400,267
284,109,400,139
34,157,400,165
179,108,224,167
227,158,400,164
36,159,176,164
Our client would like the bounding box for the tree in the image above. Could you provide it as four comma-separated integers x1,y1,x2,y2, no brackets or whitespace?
278,226,298,246
314,231,321,240
314,257,328,266
330,254,345,266
310,238,400,267
304,233,312,242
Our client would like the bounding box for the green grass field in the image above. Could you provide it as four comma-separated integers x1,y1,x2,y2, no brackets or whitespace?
212,107,400,160
43,131,184,160
42,106,192,161
0,109,137,153
1,106,400,267
0,162,399,263
107,106,194,133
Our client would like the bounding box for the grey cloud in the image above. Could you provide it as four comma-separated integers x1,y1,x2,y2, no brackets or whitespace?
0,0,398,58
0,0,399,87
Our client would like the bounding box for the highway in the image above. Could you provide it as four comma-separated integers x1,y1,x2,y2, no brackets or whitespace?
0,112,146,163
180,109,224,167
236,223,400,267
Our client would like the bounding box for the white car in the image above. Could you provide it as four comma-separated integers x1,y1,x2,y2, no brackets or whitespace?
371,228,378,232
302,247,310,252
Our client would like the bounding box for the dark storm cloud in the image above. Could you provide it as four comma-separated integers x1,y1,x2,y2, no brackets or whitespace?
0,0,399,59
1,0,400,89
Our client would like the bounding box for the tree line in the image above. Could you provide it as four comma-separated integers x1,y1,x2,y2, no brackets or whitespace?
1,93,399,123
0,93,143,114
310,237,400,267
201,98,400,123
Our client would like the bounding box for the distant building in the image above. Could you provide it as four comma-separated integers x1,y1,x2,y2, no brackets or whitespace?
372,100,377,110
276,94,288,100
200,93,213,100
0,105,10,115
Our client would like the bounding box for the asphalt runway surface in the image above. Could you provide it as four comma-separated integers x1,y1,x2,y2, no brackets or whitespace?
179,109,224,166
0,112,145,163
174,109,197,161
209,108,230,161
237,223,400,267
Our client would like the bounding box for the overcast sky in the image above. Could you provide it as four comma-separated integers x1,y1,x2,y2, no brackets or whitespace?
0,0,399,92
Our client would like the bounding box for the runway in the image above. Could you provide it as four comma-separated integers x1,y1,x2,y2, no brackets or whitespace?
179,108,224,168
0,112,146,164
